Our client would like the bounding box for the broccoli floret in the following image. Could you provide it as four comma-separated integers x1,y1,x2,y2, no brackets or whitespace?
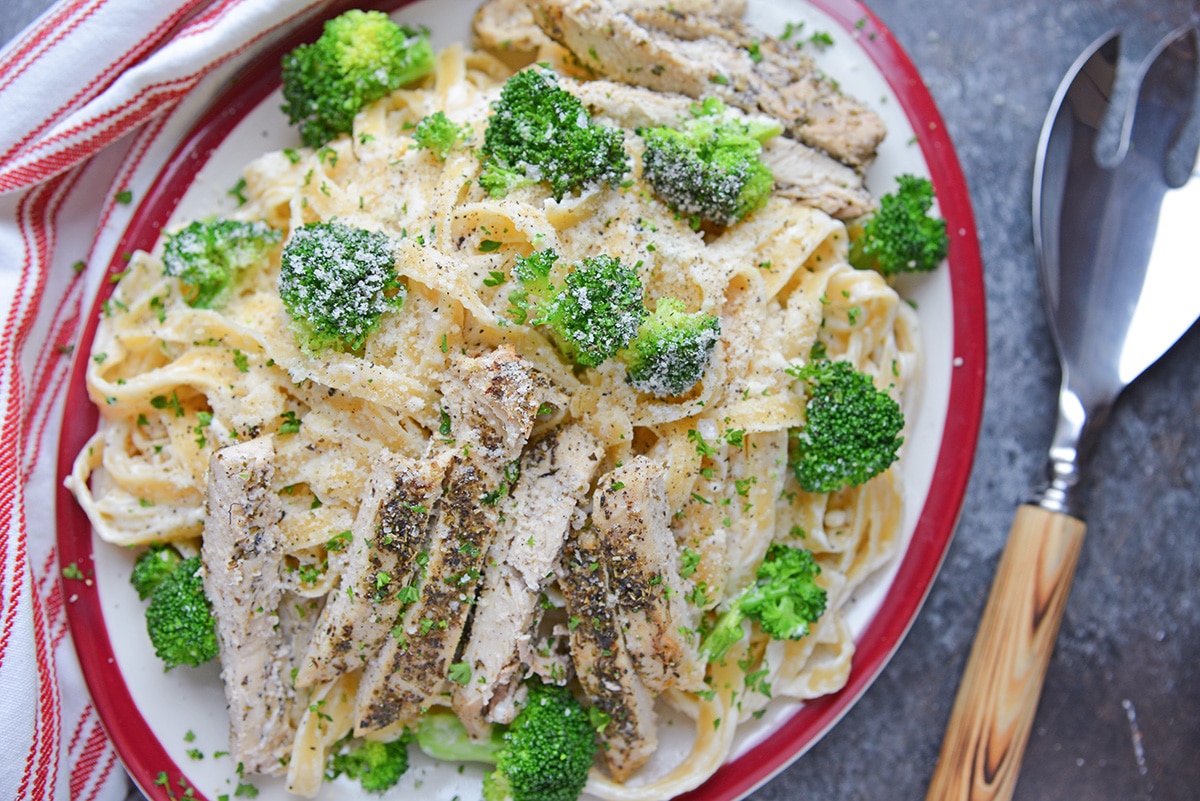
789,359,904,493
702,542,827,662
617,297,720,396
143,556,218,670
480,65,628,200
415,679,597,801
278,220,405,354
130,542,183,600
510,248,560,303
541,255,646,368
508,249,719,393
514,251,646,368
327,737,409,793
639,98,779,227
413,111,465,160
281,9,435,147
161,219,281,309
848,174,948,275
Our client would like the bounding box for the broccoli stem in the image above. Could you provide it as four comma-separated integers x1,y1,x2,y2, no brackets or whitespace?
702,543,827,663
415,711,504,764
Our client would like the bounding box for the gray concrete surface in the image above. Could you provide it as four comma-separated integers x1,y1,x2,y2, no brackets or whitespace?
3,1,1197,799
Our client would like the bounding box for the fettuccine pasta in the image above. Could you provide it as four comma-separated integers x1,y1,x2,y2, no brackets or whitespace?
69,21,920,801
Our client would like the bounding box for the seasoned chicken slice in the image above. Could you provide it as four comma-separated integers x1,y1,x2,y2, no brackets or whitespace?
617,0,746,11
353,348,561,734
355,456,499,734
593,456,704,693
568,78,874,219
560,525,658,782
474,0,556,57
570,75,694,127
440,345,566,468
452,424,604,734
295,451,449,688
531,0,886,167
759,136,876,219
278,590,323,669
201,437,291,775
474,0,747,59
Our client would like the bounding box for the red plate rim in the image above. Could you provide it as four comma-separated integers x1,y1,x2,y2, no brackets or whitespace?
54,1,986,799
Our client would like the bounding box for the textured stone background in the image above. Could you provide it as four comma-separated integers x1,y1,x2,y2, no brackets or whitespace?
3,1,1198,799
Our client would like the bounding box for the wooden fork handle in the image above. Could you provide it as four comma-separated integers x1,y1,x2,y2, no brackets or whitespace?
926,504,1087,801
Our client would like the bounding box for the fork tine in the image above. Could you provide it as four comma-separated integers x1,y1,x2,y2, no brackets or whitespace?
1129,25,1199,187
1064,31,1120,136
1159,26,1200,187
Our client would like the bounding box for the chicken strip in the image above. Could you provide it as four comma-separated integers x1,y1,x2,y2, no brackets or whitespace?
201,437,291,775
531,0,886,167
355,456,498,734
759,136,876,218
560,525,658,782
593,456,704,693
295,451,449,688
474,0,748,59
452,424,604,734
474,0,556,57
568,78,875,219
440,345,566,469
355,349,558,734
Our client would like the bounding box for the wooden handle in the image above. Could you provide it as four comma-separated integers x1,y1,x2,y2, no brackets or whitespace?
926,504,1087,801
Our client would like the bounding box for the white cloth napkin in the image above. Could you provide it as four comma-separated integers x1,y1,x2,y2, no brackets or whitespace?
0,1,350,797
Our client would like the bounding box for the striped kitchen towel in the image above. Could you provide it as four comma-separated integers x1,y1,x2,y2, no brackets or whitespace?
0,1,349,798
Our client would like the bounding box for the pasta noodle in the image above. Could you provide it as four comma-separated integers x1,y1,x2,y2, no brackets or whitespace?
68,22,921,801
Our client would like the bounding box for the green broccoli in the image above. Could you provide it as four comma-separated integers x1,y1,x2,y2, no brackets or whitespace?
143,556,219,670
702,542,827,662
542,255,646,368
278,220,405,354
512,250,646,368
415,679,597,801
509,247,560,305
327,736,409,793
480,65,628,200
789,359,904,493
161,219,281,309
848,173,948,276
507,249,719,394
281,9,435,147
413,111,465,160
617,297,720,396
130,542,183,601
639,97,780,227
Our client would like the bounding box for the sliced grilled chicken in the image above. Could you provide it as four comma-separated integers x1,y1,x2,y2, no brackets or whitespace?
277,590,323,672
593,456,704,693
488,624,574,722
452,424,604,734
560,525,658,782
295,452,449,688
355,456,499,734
569,75,694,127
440,345,566,468
530,0,886,167
474,0,555,56
568,77,874,219
617,0,747,12
354,348,560,733
759,136,876,219
635,4,888,167
636,0,746,13
473,0,748,57
201,437,291,775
